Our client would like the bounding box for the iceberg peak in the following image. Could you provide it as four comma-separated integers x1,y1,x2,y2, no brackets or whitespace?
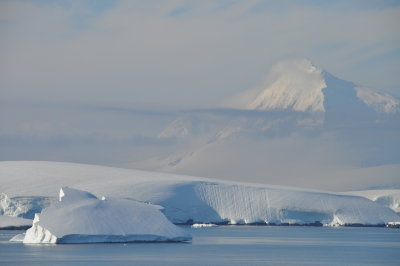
59,189,64,202
59,187,97,202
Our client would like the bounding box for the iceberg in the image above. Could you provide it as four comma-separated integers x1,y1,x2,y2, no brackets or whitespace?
22,187,191,244
191,223,217,228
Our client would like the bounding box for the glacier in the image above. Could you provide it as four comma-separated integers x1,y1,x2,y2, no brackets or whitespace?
342,189,400,213
1,161,399,229
20,187,191,244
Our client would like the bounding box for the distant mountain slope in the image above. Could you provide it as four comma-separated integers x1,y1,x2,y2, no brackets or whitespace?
130,59,400,189
160,59,399,139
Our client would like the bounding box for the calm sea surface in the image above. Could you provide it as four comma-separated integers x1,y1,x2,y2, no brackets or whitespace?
1,226,399,266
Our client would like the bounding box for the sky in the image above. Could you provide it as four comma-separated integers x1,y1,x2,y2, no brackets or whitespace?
1,0,399,109
0,0,400,187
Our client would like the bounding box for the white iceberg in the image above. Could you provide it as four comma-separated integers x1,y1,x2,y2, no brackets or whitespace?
9,232,26,242
191,223,217,228
22,187,191,244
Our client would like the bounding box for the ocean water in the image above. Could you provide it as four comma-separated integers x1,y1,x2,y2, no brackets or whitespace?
0,226,399,266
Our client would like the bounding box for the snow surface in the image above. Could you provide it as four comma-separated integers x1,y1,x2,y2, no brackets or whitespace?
343,189,400,213
22,187,191,244
1,161,399,227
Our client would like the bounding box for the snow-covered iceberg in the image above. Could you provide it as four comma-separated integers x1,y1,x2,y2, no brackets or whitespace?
1,161,399,228
191,223,217,228
21,187,191,244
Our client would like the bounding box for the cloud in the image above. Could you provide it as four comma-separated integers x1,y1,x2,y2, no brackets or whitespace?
0,100,179,164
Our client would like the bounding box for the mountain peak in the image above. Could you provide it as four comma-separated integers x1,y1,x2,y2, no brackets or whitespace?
248,58,326,112
224,58,399,114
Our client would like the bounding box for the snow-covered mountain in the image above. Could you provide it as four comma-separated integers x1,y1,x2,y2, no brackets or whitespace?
223,58,399,114
159,59,399,142
129,59,400,189
1,161,399,228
